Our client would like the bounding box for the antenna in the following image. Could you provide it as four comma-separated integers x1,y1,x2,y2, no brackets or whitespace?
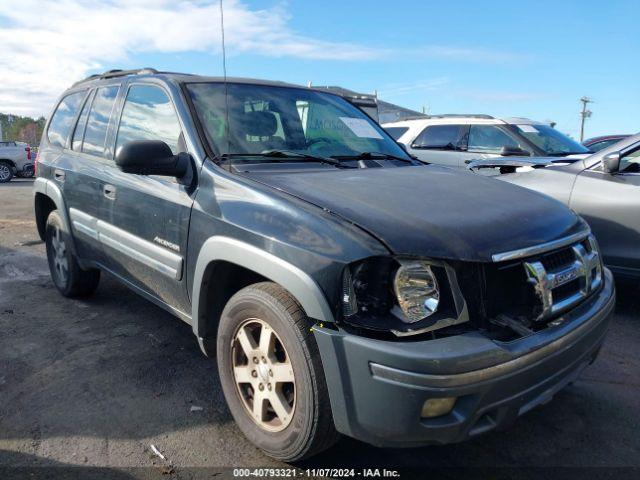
219,0,232,170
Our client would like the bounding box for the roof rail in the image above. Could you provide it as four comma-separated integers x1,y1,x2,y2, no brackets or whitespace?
427,114,494,119
72,68,159,87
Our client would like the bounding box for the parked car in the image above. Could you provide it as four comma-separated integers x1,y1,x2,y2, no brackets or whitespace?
468,133,640,279
34,68,615,461
0,140,34,182
383,115,591,169
583,134,631,152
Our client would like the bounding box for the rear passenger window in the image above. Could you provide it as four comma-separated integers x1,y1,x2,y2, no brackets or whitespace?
47,91,86,148
82,86,119,158
412,125,463,149
116,85,183,155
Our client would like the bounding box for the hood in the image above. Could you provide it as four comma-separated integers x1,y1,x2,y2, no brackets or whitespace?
245,165,587,262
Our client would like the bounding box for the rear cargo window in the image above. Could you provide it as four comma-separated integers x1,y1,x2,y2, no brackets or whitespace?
47,91,86,148
82,86,119,158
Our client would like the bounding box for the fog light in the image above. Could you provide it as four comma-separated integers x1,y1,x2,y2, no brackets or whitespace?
421,397,456,418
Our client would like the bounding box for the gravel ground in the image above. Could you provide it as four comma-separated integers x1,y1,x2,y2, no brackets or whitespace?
1,178,639,478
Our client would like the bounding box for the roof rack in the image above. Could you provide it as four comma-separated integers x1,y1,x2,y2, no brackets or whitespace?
427,114,494,119
73,68,159,87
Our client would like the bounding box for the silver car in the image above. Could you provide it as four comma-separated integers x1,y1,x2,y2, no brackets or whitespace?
470,134,640,278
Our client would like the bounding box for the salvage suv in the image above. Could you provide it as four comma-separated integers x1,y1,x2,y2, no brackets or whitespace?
34,68,615,461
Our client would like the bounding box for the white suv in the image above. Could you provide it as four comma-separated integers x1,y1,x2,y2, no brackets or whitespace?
383,115,591,169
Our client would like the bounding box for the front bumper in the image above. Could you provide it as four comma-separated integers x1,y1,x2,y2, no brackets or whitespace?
313,268,615,447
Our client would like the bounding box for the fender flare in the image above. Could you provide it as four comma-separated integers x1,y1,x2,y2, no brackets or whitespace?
33,177,77,253
191,236,335,339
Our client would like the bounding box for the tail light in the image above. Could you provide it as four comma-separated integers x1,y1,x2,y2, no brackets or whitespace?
34,150,39,176
25,146,31,160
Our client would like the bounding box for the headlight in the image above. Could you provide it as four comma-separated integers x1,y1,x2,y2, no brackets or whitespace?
393,260,440,323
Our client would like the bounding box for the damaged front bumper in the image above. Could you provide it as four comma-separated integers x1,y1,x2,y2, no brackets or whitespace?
313,268,615,447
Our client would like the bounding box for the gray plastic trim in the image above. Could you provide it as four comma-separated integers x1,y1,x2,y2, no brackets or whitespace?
191,236,335,335
68,208,183,280
33,177,77,252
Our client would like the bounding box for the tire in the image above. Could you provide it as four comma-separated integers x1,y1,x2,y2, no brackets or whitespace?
217,282,339,461
0,161,13,183
45,210,100,297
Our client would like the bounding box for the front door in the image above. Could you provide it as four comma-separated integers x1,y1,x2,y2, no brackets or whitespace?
462,124,531,169
570,145,640,274
100,83,195,314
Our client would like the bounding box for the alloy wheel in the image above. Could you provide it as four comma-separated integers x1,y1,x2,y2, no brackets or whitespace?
51,226,68,284
232,318,296,432
0,164,11,181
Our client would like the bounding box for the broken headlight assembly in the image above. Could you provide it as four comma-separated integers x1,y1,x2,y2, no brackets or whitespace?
341,257,468,337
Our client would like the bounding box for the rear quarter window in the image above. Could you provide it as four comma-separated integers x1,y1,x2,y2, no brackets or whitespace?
47,91,87,148
384,126,409,140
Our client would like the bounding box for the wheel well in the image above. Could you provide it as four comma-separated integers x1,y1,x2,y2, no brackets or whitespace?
34,193,56,241
198,260,269,339
0,158,16,167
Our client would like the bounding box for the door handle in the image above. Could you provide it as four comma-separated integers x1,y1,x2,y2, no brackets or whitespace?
103,184,116,200
54,169,65,182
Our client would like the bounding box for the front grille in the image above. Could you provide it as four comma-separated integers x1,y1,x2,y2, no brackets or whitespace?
464,234,603,328
524,235,602,321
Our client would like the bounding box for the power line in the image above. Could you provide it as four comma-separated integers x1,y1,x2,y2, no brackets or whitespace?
579,96,593,142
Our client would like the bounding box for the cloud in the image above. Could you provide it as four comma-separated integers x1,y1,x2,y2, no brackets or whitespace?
0,0,381,116
0,0,526,117
377,78,451,97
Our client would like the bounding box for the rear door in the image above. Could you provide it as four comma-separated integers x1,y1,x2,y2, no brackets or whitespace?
100,82,195,313
62,84,121,264
406,124,466,168
570,145,640,274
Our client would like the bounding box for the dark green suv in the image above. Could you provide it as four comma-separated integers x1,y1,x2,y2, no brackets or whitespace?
34,68,615,460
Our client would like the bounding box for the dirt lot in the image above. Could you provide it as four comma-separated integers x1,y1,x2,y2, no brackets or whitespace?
1,178,640,478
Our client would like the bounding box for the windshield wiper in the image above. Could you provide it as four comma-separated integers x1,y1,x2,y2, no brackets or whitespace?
330,151,415,164
221,150,351,168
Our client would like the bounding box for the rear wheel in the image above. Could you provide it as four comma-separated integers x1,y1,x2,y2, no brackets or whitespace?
217,282,339,461
0,161,13,183
45,210,100,297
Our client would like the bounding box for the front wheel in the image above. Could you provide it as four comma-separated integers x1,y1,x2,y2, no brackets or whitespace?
45,210,100,297
217,282,339,461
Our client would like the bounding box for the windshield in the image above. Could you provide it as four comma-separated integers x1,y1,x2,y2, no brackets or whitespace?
186,83,409,161
511,124,590,155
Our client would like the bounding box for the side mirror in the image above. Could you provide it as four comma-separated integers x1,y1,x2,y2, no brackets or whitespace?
602,151,621,173
499,146,530,157
116,140,189,177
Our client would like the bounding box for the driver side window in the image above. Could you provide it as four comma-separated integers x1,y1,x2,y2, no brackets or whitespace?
620,148,640,173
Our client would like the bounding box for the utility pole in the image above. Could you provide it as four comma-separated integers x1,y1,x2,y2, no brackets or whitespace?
579,96,593,142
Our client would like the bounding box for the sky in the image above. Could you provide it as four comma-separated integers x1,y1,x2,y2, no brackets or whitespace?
0,0,638,139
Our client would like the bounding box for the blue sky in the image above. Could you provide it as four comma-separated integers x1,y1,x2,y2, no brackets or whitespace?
1,0,638,139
